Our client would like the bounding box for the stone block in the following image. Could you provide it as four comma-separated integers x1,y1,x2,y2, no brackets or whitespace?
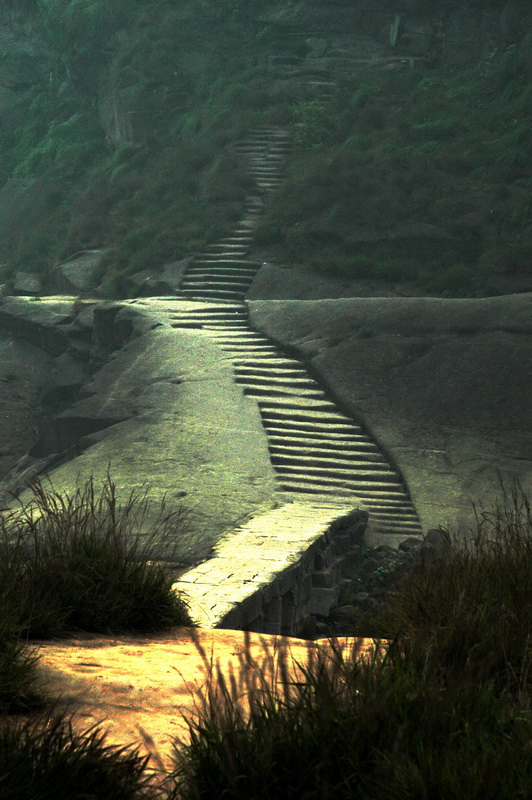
238,591,264,623
312,569,334,589
314,549,327,570
260,578,281,605
333,534,350,556
13,271,42,296
278,564,300,596
308,587,339,617
300,572,313,600
262,595,282,635
220,604,244,630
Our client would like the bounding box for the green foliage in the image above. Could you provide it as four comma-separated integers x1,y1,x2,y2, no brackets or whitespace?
3,0,531,295
0,636,43,714
13,109,105,178
0,713,159,799
292,101,333,150
0,476,192,639
260,35,532,296
168,488,532,799
1,0,284,283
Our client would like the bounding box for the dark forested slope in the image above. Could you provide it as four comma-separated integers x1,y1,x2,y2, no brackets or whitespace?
0,0,530,297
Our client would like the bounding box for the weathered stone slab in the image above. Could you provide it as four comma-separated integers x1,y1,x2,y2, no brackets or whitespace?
174,504,367,633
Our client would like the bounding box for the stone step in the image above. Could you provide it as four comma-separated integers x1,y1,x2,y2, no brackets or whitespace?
267,434,379,452
168,303,245,314
192,259,262,268
243,386,326,400
370,509,420,522
259,413,362,433
271,454,391,473
231,358,304,370
193,255,254,264
215,341,274,349
231,355,304,363
207,328,264,337
250,174,283,181
178,289,247,301
186,265,257,275
373,520,423,534
171,319,248,330
182,278,251,288
185,270,258,279
235,138,290,147
273,463,396,482
234,143,288,151
183,274,255,285
204,321,251,329
359,500,416,511
248,167,282,174
268,445,386,464
234,365,310,376
212,332,271,342
229,351,294,361
223,348,280,356
194,255,250,263
235,137,290,146
201,246,250,255
168,310,247,321
247,158,285,167
235,374,317,387
278,479,405,496
203,240,251,248
258,398,349,416
218,235,254,241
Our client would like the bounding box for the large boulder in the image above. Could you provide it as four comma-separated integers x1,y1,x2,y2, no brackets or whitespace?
12,271,42,296
51,250,110,295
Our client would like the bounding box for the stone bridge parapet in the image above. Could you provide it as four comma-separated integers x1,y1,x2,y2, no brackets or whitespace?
173,504,367,635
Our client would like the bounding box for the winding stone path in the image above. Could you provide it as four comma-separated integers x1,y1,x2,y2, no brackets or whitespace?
172,126,422,539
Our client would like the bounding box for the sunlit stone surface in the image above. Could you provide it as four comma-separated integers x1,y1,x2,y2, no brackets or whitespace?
28,628,381,779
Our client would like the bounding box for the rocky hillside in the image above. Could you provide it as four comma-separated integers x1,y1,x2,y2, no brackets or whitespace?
0,0,530,299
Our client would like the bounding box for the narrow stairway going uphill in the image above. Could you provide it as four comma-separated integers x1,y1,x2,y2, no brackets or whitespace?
172,126,422,539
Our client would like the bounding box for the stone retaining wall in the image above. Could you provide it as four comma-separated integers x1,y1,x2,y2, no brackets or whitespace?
173,504,367,635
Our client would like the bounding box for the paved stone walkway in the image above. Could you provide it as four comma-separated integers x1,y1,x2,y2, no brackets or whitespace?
168,124,423,628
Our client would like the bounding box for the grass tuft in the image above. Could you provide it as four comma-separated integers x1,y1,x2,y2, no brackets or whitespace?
167,486,532,799
0,711,159,800
0,475,193,641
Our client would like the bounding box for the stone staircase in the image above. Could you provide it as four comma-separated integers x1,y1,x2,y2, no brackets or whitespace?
171,118,422,538
172,121,422,539
177,126,290,303
168,301,421,539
